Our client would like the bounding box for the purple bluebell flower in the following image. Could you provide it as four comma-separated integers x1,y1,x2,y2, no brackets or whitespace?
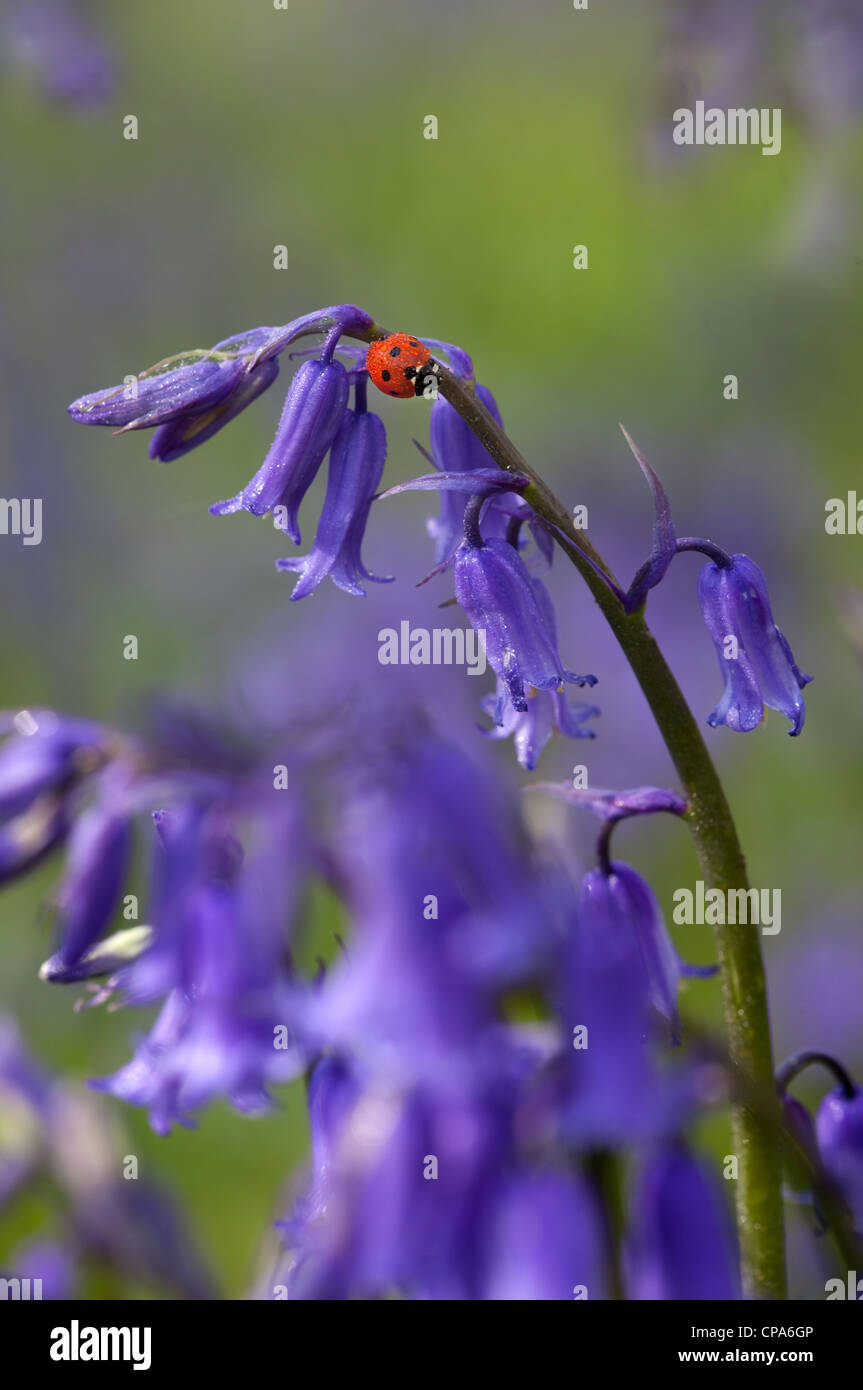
148,356,280,462
425,388,503,562
481,1169,606,1300
4,1239,75,1300
455,535,593,714
481,682,598,770
284,1065,527,1301
0,710,109,884
580,861,714,1043
276,389,391,598
0,1017,53,1208
67,306,372,470
3,0,116,111
91,805,306,1133
479,573,598,764
697,552,811,735
815,1084,863,1231
558,880,664,1147
46,772,134,972
627,1143,740,1300
68,336,274,435
210,357,349,543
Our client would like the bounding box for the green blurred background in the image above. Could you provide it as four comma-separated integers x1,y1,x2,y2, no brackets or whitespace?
2,0,862,1296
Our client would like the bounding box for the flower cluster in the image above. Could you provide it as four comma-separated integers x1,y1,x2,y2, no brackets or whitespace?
68,304,811,766
1,680,748,1299
36,300,840,1300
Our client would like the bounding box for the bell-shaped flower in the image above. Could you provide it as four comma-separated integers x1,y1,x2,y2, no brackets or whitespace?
579,862,715,1044
455,539,592,713
480,682,598,770
45,770,134,973
0,710,110,884
425,388,503,562
210,357,349,543
275,402,391,598
479,577,597,764
480,1168,606,1300
698,553,811,735
815,1083,863,1232
627,1143,740,1299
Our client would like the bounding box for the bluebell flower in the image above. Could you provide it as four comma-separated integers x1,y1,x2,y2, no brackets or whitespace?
91,805,307,1132
67,304,372,469
4,1240,74,1300
481,1169,606,1301
210,357,349,543
283,1064,528,1300
479,575,598,765
698,553,812,735
45,771,134,973
481,682,598,770
0,1017,53,1208
455,538,593,714
627,1143,740,1300
276,389,391,598
815,1084,863,1231
579,861,715,1044
558,880,664,1146
3,0,116,111
68,329,278,437
426,388,503,562
0,710,110,884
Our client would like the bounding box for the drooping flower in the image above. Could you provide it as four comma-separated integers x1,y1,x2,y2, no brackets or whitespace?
480,1168,606,1301
455,537,593,713
90,804,307,1133
67,304,373,473
210,356,349,543
480,682,598,770
697,552,811,735
0,710,110,884
44,769,134,973
3,0,116,111
275,385,391,598
426,388,503,562
479,574,598,765
815,1084,863,1231
68,328,278,439
578,861,714,1044
627,1142,740,1300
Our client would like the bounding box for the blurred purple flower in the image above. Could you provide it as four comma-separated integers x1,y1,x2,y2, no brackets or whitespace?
816,1085,863,1233
425,388,503,563
3,0,116,111
627,1143,740,1300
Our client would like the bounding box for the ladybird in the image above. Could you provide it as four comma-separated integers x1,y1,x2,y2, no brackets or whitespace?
366,333,438,398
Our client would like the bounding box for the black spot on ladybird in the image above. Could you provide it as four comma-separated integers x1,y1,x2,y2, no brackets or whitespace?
389,346,402,357
381,369,391,381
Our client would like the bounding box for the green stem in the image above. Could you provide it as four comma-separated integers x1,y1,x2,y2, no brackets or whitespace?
433,365,786,1299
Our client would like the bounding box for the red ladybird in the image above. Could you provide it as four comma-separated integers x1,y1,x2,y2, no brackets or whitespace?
366,333,438,398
